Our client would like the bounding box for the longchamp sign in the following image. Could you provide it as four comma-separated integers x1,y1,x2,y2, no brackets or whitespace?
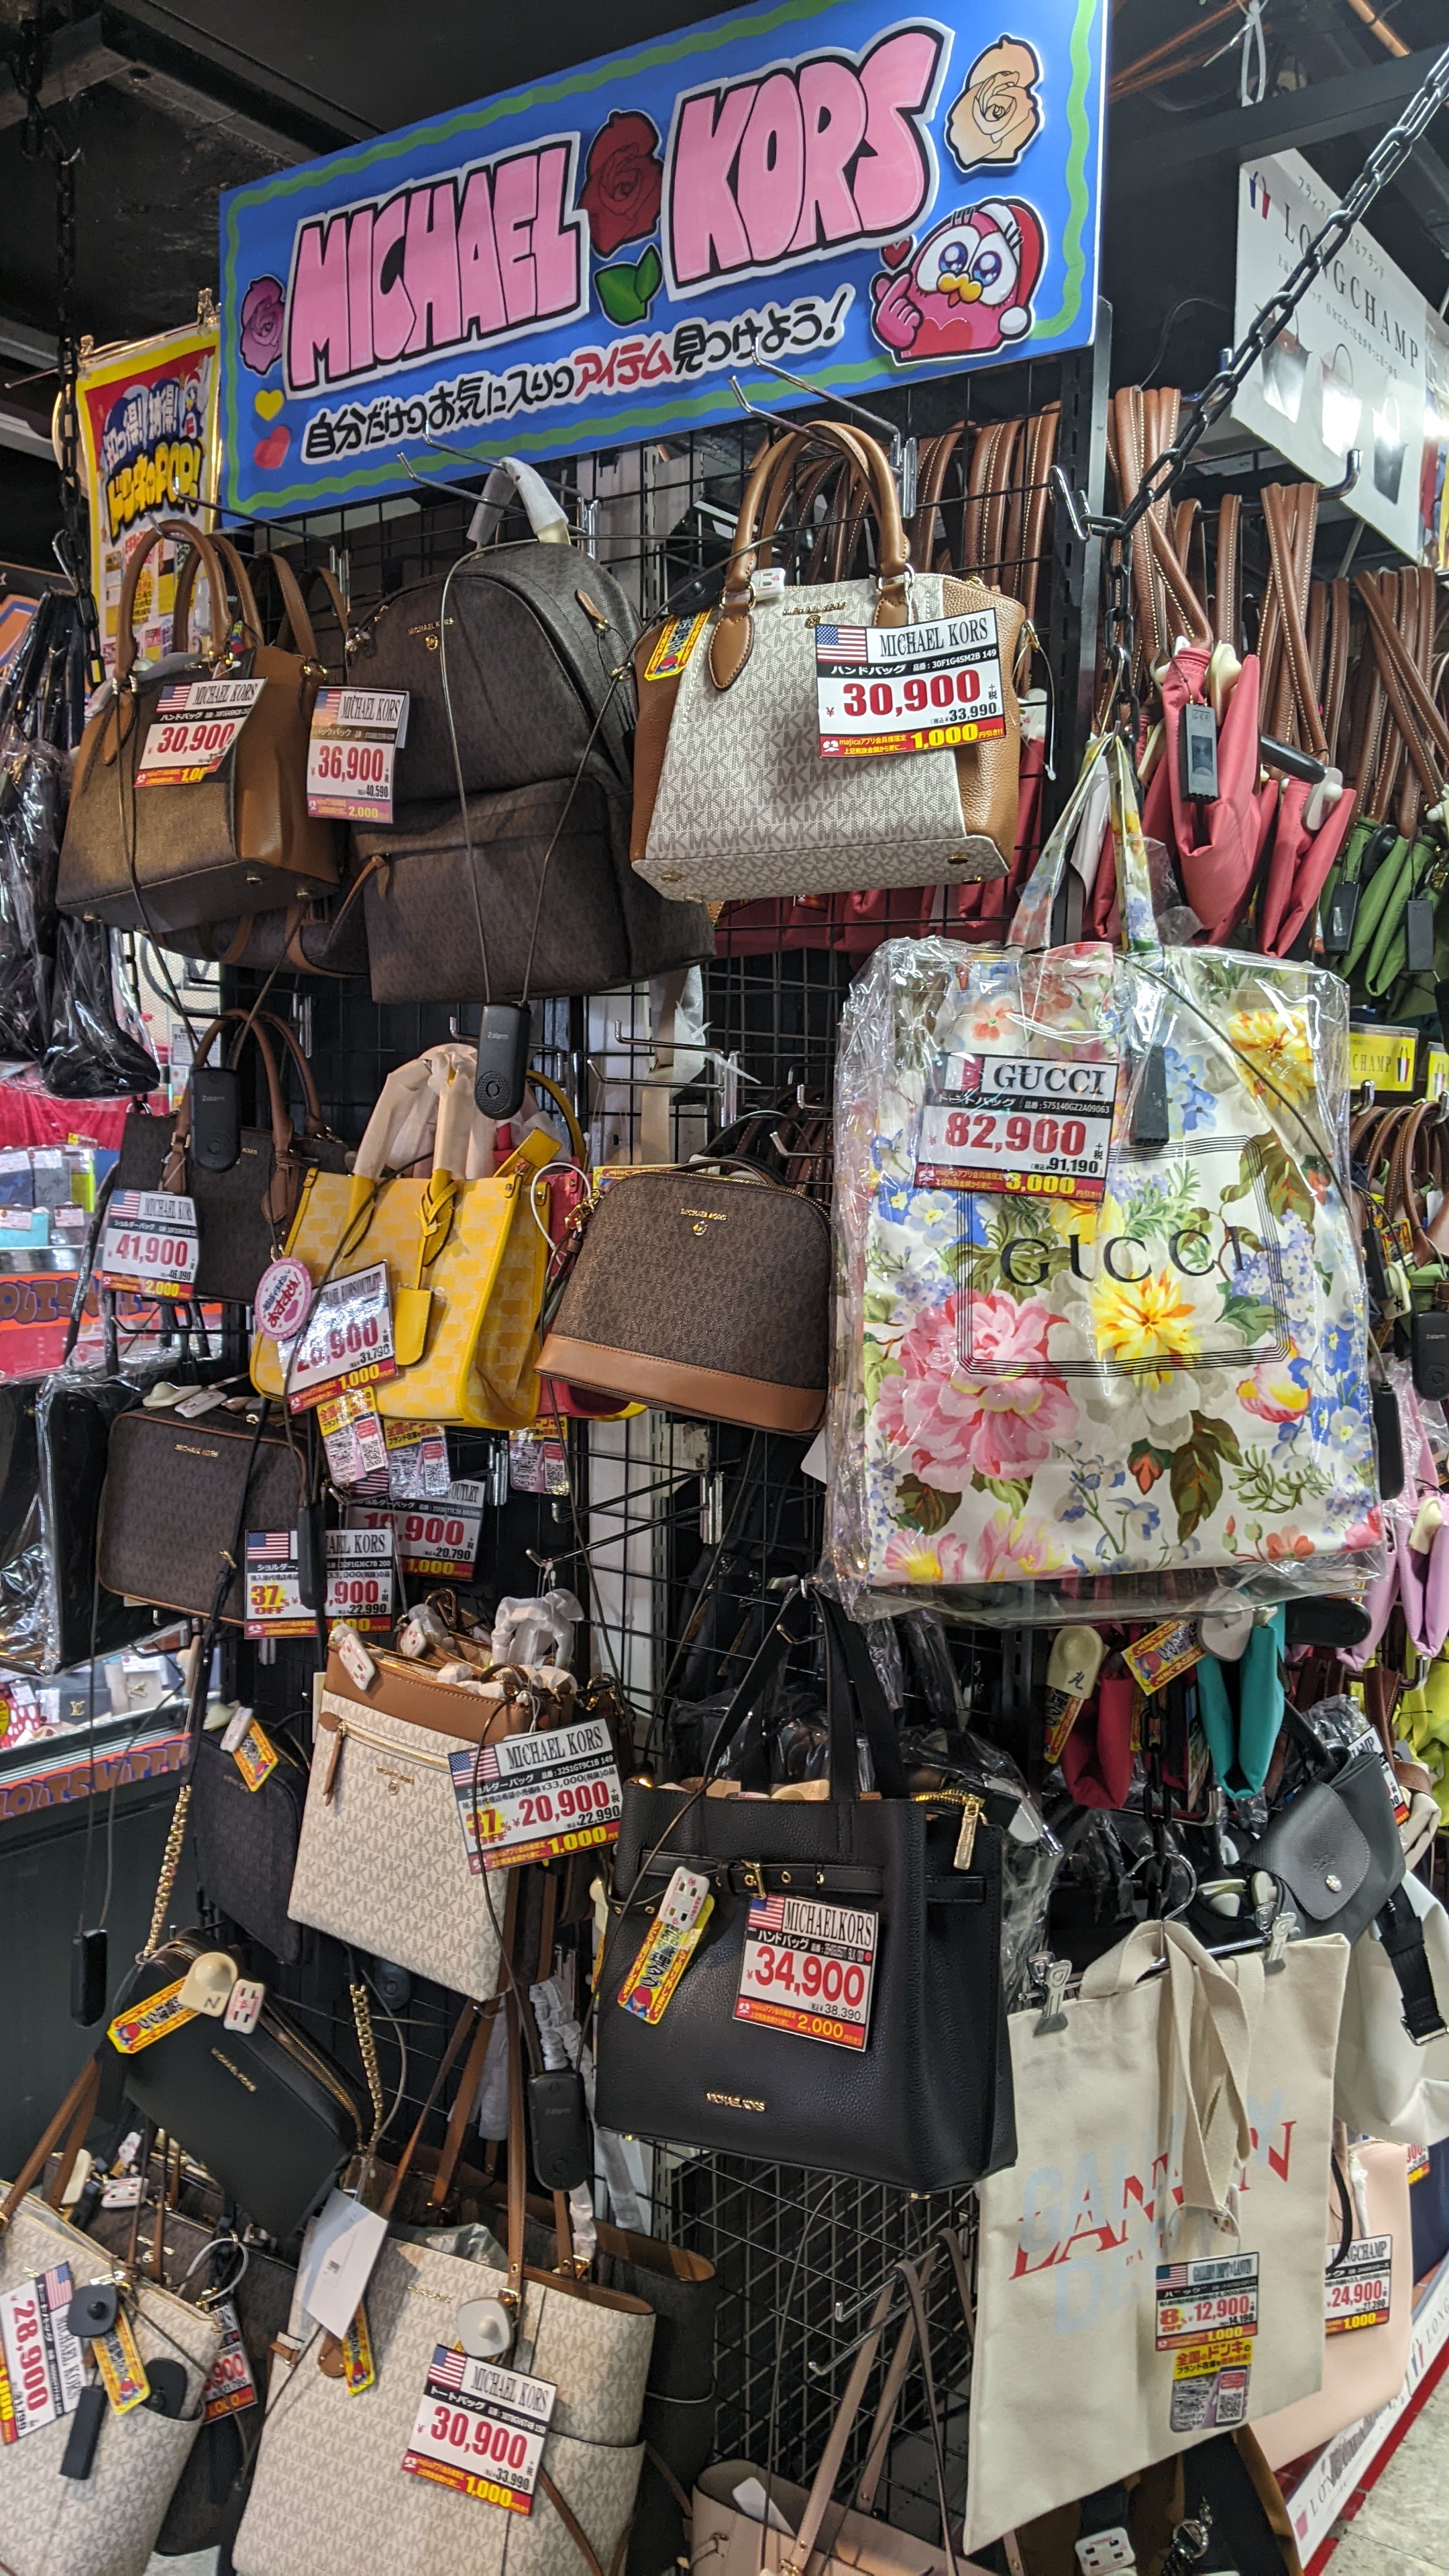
219,0,1106,517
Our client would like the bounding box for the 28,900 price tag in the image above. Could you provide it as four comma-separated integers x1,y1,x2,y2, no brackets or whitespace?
914,1053,1120,1202
95,1189,199,1298
735,1893,877,2051
306,688,409,825
816,610,1004,759
136,678,266,786
274,1260,397,1413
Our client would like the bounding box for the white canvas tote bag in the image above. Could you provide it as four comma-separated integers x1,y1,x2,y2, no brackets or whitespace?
965,1919,1349,2551
1334,1868,1449,2145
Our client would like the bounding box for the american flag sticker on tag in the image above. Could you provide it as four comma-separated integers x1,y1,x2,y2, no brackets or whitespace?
735,1893,877,2051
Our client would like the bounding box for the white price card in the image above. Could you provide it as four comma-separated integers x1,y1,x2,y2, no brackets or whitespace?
402,2348,556,2513
0,2263,85,2442
1155,2252,1260,2349
245,1526,394,1638
200,2299,258,2421
449,1716,622,1872
1325,2235,1393,2333
735,1893,877,2052
136,678,266,786
816,610,1004,759
391,1483,485,1577
306,686,409,824
274,1260,397,1413
914,1053,1120,1202
96,1188,199,1297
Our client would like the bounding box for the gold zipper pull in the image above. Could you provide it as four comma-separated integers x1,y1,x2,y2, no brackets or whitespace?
953,1795,985,1872
321,1723,345,1804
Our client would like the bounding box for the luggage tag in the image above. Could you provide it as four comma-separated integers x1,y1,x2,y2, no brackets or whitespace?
201,2298,259,2420
341,2300,376,2396
1044,1625,1106,1764
1124,1619,1202,1695
401,2347,557,2512
0,2261,85,2440
618,1868,713,2025
108,1975,199,2055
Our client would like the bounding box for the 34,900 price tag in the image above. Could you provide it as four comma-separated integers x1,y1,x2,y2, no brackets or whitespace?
735,1893,877,2051
449,1717,621,1872
136,678,266,786
307,688,409,825
914,1053,1120,1202
816,610,1004,759
245,1526,394,1638
274,1261,397,1413
95,1189,199,1298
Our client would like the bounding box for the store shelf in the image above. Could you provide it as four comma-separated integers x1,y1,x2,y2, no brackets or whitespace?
1287,2250,1449,2571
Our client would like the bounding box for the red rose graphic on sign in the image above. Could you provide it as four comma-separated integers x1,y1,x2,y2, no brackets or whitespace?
580,110,663,257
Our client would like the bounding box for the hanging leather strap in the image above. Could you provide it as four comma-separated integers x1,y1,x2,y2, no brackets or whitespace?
0,2055,101,2233
1376,1883,1448,2043
426,1873,519,2210
378,2000,485,2223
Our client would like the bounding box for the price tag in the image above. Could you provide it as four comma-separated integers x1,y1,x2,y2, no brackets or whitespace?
93,2309,149,2414
274,1260,397,1413
735,1893,877,2051
1124,1619,1203,1695
1155,2252,1259,2348
1326,2235,1393,2332
816,609,1004,759
352,1481,484,1578
95,1189,199,1299
1168,2334,1252,2434
449,1716,622,1872
318,1389,390,1497
233,1719,279,1792
244,1527,394,1638
306,686,409,824
385,1419,451,1502
0,2265,83,2442
108,1974,197,2055
136,677,266,786
914,1053,1119,1201
401,2348,556,2513
201,2299,258,2421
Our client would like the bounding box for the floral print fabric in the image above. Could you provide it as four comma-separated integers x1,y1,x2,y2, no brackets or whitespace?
828,930,1383,1621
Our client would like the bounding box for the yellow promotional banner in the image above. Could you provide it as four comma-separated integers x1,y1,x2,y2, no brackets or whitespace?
72,310,221,678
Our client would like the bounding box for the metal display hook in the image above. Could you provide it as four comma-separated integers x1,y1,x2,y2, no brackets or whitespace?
729,352,918,521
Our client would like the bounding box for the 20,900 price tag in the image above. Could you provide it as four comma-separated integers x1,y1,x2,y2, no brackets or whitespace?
914,1053,1120,1203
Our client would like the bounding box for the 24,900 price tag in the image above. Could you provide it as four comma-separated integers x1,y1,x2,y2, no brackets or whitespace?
136,678,266,786
816,610,1004,759
735,1893,877,2051
274,1260,397,1413
95,1188,199,1298
914,1053,1120,1202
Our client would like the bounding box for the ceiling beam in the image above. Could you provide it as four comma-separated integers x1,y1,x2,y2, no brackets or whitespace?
0,17,128,133
0,5,370,161
1114,43,1449,199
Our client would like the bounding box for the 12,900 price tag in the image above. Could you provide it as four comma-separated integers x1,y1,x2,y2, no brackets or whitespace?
816,610,1004,759
914,1053,1120,1202
735,1894,877,2051
274,1261,397,1413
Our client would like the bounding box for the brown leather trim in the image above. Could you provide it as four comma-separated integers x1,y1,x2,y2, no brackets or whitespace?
321,1645,533,1748
537,1334,824,1433
629,628,686,864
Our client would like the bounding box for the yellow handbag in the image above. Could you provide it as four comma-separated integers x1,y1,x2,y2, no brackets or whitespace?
250,1046,559,1429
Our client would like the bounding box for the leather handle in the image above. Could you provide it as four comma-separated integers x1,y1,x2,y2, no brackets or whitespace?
710,420,911,691
169,529,265,661
115,517,235,687
1358,570,1449,763
1,2055,100,2232
169,1007,297,1183
1214,492,1242,651
1263,484,1328,759
256,1009,329,1137
379,1998,485,2222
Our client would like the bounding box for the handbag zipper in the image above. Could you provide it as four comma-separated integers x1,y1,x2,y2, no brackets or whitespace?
321,1713,456,1801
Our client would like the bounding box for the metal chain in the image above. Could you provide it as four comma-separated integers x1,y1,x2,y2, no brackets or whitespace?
1073,39,1449,731
350,1979,386,2148
145,1784,192,1957
13,17,105,692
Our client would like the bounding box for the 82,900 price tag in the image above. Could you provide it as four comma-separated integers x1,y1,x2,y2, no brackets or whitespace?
914,1053,1120,1203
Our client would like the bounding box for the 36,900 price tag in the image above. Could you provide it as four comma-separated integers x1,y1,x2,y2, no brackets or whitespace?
245,1526,394,1638
306,688,409,825
816,610,1004,759
449,1717,622,1872
914,1053,1120,1202
274,1261,397,1413
136,678,266,786
735,1893,877,2051
95,1189,199,1299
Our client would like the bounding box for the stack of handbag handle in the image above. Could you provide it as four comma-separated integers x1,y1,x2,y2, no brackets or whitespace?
907,405,1060,631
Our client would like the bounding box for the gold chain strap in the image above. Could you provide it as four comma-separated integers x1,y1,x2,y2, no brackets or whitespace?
351,1980,386,2148
144,1783,191,1957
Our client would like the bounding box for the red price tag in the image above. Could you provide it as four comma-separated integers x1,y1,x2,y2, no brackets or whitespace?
914,1053,1120,1201
95,1189,199,1298
1155,2253,1259,2350
136,678,265,786
1325,2236,1393,2333
449,1717,622,1872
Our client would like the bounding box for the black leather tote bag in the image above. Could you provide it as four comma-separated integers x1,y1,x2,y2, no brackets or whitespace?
190,1723,309,1962
594,1587,1014,2192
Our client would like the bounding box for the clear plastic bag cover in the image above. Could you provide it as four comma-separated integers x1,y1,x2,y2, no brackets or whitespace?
900,1720,1060,2002
0,733,60,1060
42,918,158,1099
0,1362,162,1675
828,932,1382,1624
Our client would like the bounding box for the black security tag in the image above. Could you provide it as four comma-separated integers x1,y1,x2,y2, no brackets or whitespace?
475,1003,532,1123
1324,879,1359,956
296,1497,327,1610
1371,1379,1405,1500
189,1065,241,1173
1412,1310,1449,1403
71,1929,107,2028
1284,1598,1373,1648
1180,700,1219,802
68,2281,119,2341
1131,1044,1170,1147
528,2067,591,2191
1405,896,1436,975
1362,1218,1390,1313
142,2359,189,2418
60,2383,107,2480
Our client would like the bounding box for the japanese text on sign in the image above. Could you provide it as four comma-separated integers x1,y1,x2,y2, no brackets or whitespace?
306,686,409,824
96,1189,199,1299
245,1526,394,1638
914,1054,1120,1199
274,1261,397,1411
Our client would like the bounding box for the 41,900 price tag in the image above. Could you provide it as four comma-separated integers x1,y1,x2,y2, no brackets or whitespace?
95,1189,199,1299
914,1053,1120,1203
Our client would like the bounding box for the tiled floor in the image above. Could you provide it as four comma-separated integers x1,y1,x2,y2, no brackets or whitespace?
1326,2363,1449,2572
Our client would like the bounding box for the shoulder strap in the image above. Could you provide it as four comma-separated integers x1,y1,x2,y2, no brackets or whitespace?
0,2055,101,2233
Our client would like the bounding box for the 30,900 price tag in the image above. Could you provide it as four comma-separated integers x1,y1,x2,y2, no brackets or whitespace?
914,1053,1120,1202
136,678,266,786
816,610,1004,759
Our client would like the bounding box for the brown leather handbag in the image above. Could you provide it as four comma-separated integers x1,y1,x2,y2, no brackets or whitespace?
57,518,340,934
114,1006,349,1305
539,1163,830,1432
97,1399,306,1623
